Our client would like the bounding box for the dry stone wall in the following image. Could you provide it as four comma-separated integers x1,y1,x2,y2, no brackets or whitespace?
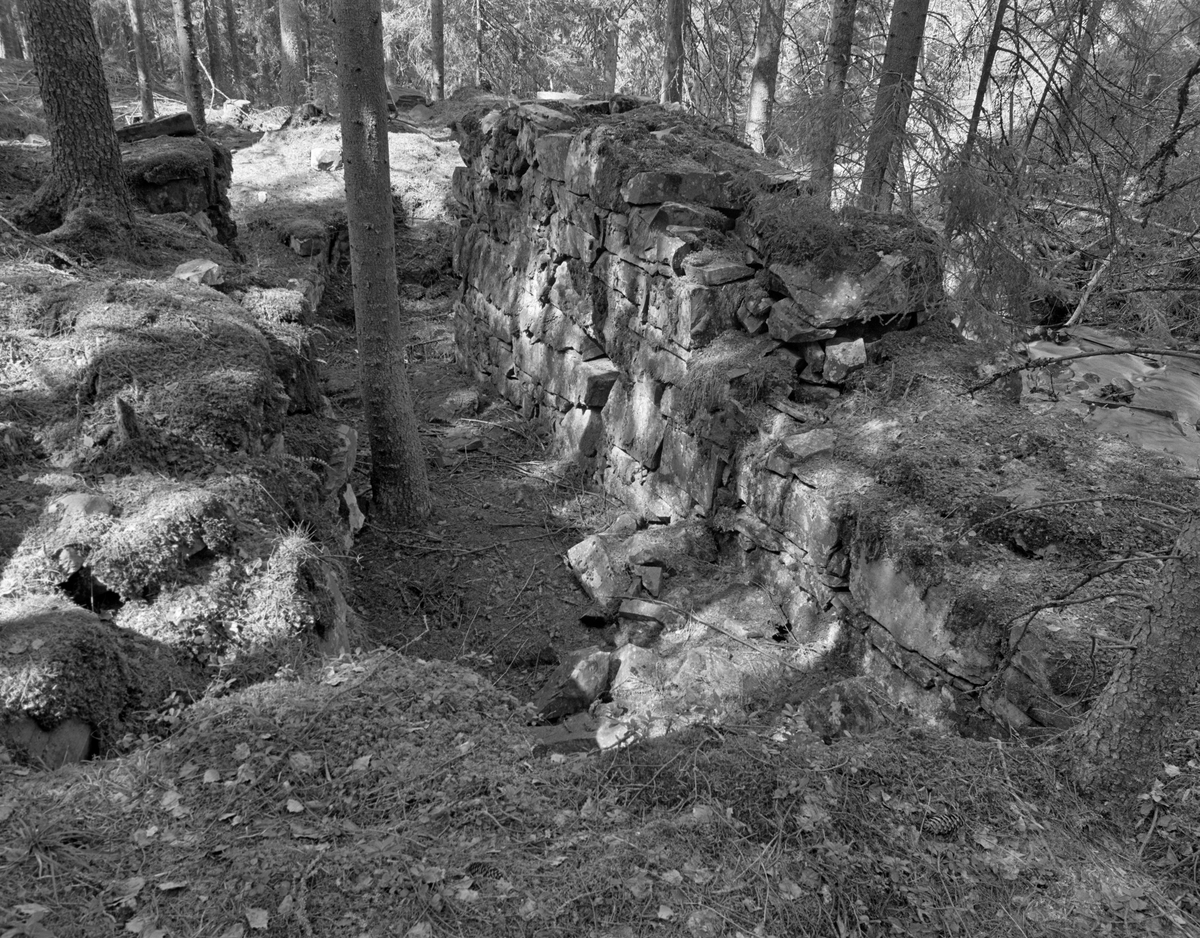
451,100,1067,737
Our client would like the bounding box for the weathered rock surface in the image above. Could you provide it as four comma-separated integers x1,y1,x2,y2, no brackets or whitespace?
122,135,238,243
451,95,1186,740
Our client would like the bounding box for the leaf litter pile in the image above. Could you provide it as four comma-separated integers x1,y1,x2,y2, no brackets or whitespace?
3,647,1197,937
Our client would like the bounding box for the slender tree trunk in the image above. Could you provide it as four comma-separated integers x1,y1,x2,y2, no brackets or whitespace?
473,0,484,86
222,0,241,94
430,0,444,100
1065,516,1200,801
172,0,207,133
335,0,432,523
962,0,1009,163
18,0,133,235
126,0,154,121
0,0,24,59
859,0,930,212
810,0,857,204
744,0,784,153
279,0,307,105
661,0,686,104
1050,0,1103,160
601,22,619,95
201,0,227,98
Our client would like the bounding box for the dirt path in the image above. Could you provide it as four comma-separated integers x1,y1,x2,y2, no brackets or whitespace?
322,217,604,702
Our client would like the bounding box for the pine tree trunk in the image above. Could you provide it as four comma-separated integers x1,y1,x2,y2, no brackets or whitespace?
473,0,484,86
744,0,784,153
171,0,207,133
279,0,307,105
810,0,857,204
0,0,24,59
126,0,155,121
661,0,686,104
961,0,1009,163
859,0,930,212
222,0,241,94
19,0,133,234
1049,0,1102,160
335,0,432,523
1065,516,1200,800
201,0,227,98
601,22,619,95
430,0,444,100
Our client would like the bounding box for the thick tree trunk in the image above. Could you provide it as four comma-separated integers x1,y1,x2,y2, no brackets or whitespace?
1065,517,1200,800
335,0,432,523
810,0,857,204
279,0,307,105
744,0,784,153
859,0,930,212
601,22,619,95
201,0,227,98
171,0,207,134
661,0,686,104
222,0,241,94
430,0,444,100
0,0,24,59
19,0,133,235
126,0,154,121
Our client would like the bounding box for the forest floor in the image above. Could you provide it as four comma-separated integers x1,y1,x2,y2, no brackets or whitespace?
1,66,1199,938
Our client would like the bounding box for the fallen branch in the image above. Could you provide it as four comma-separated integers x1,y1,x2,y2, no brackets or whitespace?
0,212,86,271
968,495,1189,536
967,346,1200,394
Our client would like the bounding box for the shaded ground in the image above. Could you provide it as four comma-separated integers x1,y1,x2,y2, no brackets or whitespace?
0,66,1198,937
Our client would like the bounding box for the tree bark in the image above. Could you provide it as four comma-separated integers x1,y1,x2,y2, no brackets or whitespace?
222,0,241,94
1065,516,1200,801
810,0,857,205
430,0,444,100
601,22,619,95
661,0,687,104
279,0,307,106
18,0,133,235
0,0,24,59
126,0,154,121
961,0,1009,163
201,0,227,99
473,0,484,87
744,0,784,153
1049,0,1103,160
171,0,207,134
335,0,432,523
859,0,930,212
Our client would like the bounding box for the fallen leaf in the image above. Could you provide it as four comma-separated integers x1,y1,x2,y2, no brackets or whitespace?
351,755,371,772
114,877,146,900
245,908,268,930
404,923,433,938
286,799,304,814
203,768,221,784
778,877,803,900
233,743,251,760
157,881,188,892
289,752,315,773
217,926,245,938
124,913,153,934
656,904,674,920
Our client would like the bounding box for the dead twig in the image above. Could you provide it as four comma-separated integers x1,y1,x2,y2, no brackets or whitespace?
0,212,86,271
967,347,1200,395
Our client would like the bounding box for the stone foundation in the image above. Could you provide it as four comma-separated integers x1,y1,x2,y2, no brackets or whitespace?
451,99,1082,736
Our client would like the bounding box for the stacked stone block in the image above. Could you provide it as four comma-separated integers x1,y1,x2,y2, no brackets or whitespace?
452,100,937,524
